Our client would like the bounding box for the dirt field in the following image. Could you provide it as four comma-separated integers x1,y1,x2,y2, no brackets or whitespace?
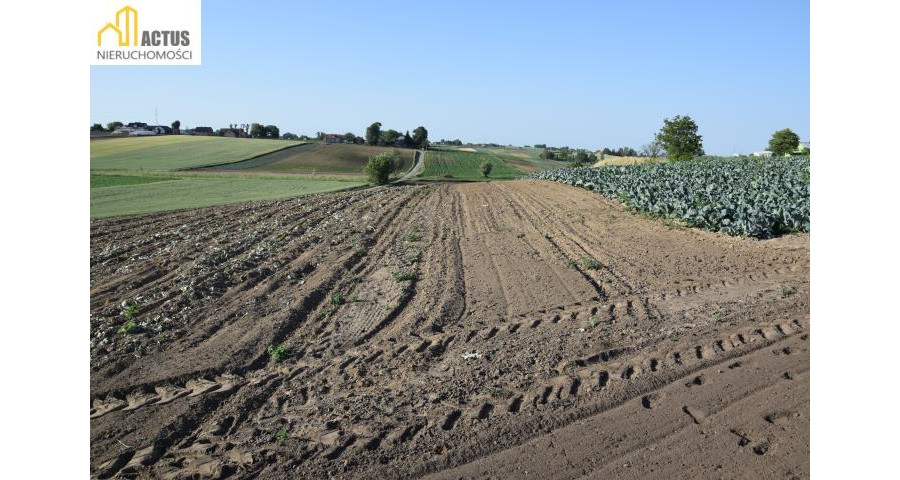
90,180,809,479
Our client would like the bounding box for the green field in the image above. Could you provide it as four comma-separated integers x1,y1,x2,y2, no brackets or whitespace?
480,147,564,172
205,143,416,174
89,136,377,218
90,174,180,188
90,136,304,171
423,146,564,179
420,148,529,180
90,173,363,218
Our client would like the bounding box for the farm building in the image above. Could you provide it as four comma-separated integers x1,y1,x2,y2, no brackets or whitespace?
113,126,155,136
219,127,248,138
126,122,148,129
323,133,344,144
149,125,172,135
751,150,774,157
193,127,214,136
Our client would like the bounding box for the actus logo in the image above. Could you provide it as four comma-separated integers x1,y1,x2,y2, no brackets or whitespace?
93,1,200,65
97,5,138,46
97,5,190,48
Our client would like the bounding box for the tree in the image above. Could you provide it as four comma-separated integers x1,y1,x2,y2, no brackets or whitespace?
480,161,493,177
250,123,265,138
539,149,555,160
654,115,704,162
412,126,428,149
107,121,123,131
265,125,280,139
364,152,395,184
282,132,300,140
344,132,357,143
171,120,181,134
768,128,800,156
91,123,105,132
403,130,413,148
640,140,664,158
316,131,325,140
381,129,402,146
366,122,382,146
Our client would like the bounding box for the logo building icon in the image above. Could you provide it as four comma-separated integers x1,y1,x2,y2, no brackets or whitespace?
97,6,138,47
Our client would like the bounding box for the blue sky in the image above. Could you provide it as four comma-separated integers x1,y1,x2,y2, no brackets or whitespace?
90,0,809,154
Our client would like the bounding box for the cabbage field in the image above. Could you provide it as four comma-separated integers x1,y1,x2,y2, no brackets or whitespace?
527,156,809,238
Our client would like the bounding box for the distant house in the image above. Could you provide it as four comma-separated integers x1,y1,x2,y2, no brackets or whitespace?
113,126,156,136
149,125,172,135
323,133,344,144
751,150,774,157
219,127,248,138
193,127,214,136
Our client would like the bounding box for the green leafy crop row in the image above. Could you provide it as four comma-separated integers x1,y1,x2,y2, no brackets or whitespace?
527,156,809,238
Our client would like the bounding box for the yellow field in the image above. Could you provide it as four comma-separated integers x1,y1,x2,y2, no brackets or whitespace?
593,155,666,167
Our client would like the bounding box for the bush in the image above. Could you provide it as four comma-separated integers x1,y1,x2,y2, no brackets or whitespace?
480,161,493,177
364,152,396,184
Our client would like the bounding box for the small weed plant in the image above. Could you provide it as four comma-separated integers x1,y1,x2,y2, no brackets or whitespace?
393,271,417,282
581,256,602,270
331,291,345,305
120,320,138,335
267,344,287,363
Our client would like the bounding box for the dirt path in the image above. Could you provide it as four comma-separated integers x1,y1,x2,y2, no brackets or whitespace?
89,180,809,479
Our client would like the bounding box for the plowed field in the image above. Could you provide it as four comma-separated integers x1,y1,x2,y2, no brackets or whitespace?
90,180,809,479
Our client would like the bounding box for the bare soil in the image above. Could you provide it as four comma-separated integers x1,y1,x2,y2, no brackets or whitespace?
90,180,809,479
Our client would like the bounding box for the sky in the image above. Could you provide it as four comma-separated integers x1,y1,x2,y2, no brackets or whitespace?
90,0,810,154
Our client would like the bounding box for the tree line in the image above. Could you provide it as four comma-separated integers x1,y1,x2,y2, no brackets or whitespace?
365,123,429,149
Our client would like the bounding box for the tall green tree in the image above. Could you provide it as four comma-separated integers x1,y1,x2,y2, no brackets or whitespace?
381,129,402,146
768,128,800,156
403,130,413,147
91,123,105,132
365,122,382,146
412,126,428,148
107,121,123,131
265,125,280,139
250,123,265,138
171,120,181,133
344,132,357,143
654,115,704,161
